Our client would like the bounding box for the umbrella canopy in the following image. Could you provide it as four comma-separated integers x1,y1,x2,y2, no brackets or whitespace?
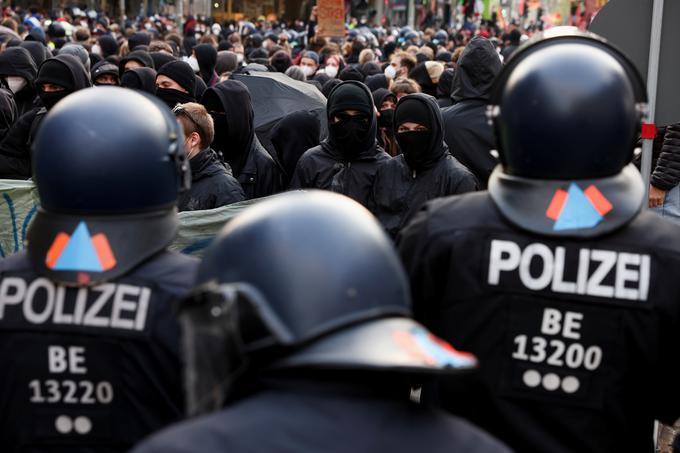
231,71,328,157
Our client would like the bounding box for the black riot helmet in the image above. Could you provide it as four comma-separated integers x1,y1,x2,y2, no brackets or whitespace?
489,27,647,179
179,191,477,415
27,87,190,286
487,28,647,238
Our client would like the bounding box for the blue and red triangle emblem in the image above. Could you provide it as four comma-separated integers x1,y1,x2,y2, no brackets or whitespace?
546,183,613,231
45,222,116,272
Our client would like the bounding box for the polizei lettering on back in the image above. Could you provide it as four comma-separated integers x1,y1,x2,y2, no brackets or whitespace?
0,277,150,330
488,240,651,301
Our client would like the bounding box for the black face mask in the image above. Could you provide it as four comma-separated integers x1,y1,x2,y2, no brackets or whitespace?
39,90,71,111
330,115,371,158
156,87,195,109
397,130,432,171
378,109,394,130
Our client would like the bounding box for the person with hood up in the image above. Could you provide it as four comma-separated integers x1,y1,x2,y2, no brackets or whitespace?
91,60,120,86
59,43,91,72
121,67,158,94
19,41,50,69
373,88,398,157
436,69,455,108
372,94,477,238
202,80,283,199
192,44,219,87
442,37,502,189
408,61,444,97
270,110,321,187
0,89,17,138
155,60,196,108
0,54,91,179
0,47,38,116
290,80,390,209
173,102,245,211
119,50,155,73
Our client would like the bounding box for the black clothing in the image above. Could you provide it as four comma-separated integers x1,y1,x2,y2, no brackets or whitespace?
365,73,389,91
19,41,50,68
373,94,477,237
501,43,519,61
98,35,119,58
409,62,437,97
0,47,38,117
132,378,510,453
650,124,680,191
436,69,454,108
202,80,283,199
194,44,218,86
0,88,17,137
0,249,198,452
157,60,196,97
398,191,680,453
442,37,501,189
120,67,157,94
0,55,91,179
128,32,151,51
178,148,245,211
150,52,177,73
270,110,320,186
290,81,390,208
119,50,154,74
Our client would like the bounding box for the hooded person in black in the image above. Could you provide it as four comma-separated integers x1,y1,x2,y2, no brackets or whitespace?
0,89,17,138
372,94,478,238
19,42,49,68
373,88,398,157
442,37,501,189
193,44,219,87
201,80,284,199
155,61,196,108
121,67,158,94
119,50,155,74
436,69,454,108
290,80,390,209
0,54,91,179
0,47,39,116
409,62,437,97
270,110,320,187
150,51,177,71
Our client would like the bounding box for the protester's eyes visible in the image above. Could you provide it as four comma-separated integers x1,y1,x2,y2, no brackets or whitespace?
397,126,428,133
335,113,370,123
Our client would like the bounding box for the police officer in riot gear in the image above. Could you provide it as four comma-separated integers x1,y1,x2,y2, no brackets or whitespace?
398,28,680,453
0,87,198,452
132,191,510,453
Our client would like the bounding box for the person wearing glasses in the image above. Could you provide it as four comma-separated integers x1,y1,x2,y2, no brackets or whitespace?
173,102,245,211
290,80,390,210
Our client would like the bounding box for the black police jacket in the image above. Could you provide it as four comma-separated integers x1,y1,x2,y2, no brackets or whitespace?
131,377,511,453
372,152,478,238
290,141,390,210
177,148,245,211
0,250,198,452
398,192,680,453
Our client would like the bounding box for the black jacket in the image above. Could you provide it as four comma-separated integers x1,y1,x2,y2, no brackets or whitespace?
372,95,478,237
0,249,198,452
442,37,501,189
131,378,510,453
270,110,321,187
398,192,680,453
202,80,284,200
0,88,17,138
0,55,91,179
290,81,390,209
649,124,680,191
0,47,39,117
177,148,245,211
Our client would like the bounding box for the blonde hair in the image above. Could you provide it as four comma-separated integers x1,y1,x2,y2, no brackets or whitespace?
175,102,215,149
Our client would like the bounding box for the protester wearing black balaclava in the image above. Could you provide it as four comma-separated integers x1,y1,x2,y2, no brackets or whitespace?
193,44,219,87
0,54,91,179
372,93,477,238
0,47,38,116
201,80,283,199
290,80,389,209
372,88,397,157
154,60,196,108
270,110,320,186
19,41,50,68
91,60,120,86
121,67,157,93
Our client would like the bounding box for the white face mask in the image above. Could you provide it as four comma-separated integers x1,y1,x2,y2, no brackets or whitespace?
6,76,27,94
188,55,200,72
236,53,244,64
91,44,102,56
384,64,397,79
325,65,338,78
301,65,315,77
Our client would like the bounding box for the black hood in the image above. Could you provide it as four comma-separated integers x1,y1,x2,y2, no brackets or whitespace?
150,51,177,71
119,50,154,74
194,44,217,85
36,54,92,91
437,68,454,99
19,41,49,68
120,67,158,94
0,47,38,83
451,36,502,102
201,79,254,176
395,93,446,169
324,80,378,160
0,88,17,134
271,110,320,183
409,62,437,97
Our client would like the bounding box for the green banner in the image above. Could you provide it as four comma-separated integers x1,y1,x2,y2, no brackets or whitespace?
0,180,267,259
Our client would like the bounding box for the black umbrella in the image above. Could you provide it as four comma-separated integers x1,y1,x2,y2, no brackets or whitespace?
231,71,328,158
